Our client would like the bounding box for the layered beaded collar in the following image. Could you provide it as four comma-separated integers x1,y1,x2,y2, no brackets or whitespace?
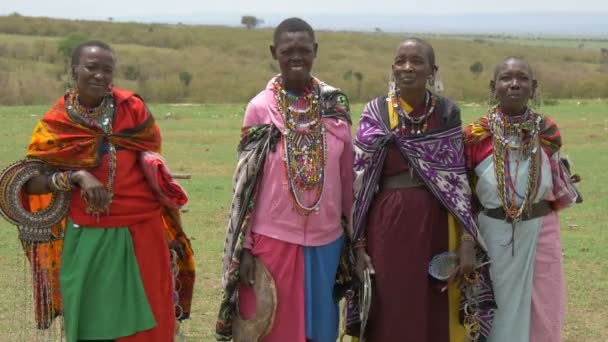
389,90,437,135
273,77,326,215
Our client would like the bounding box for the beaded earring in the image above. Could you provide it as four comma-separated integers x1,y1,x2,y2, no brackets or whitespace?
488,87,496,108
530,80,541,109
432,70,444,93
66,70,77,94
388,70,398,97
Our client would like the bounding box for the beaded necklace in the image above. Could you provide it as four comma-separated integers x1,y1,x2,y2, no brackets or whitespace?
488,105,541,224
390,90,436,135
66,89,116,220
274,78,326,215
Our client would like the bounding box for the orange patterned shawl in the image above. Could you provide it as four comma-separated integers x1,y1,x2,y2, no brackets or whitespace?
24,88,195,325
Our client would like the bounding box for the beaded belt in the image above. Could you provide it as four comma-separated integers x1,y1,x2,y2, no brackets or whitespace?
380,172,424,190
482,200,553,222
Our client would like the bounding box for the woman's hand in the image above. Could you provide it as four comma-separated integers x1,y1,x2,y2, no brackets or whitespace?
355,248,375,281
72,170,109,212
448,239,476,288
239,249,256,286
459,240,476,276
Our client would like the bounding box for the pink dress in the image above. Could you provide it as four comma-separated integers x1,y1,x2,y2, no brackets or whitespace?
239,78,353,342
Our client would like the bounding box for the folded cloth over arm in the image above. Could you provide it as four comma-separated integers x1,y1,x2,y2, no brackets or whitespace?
139,151,195,320
139,151,188,209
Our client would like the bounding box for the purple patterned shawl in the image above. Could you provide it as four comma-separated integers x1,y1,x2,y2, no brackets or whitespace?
349,96,496,339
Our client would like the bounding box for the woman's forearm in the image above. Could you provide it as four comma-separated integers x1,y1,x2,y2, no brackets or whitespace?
24,174,52,194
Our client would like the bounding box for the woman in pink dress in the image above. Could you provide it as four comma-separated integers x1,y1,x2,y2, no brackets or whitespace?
217,18,353,342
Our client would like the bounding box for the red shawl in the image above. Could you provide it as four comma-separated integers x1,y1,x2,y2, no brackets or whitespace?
23,88,195,325
464,113,562,170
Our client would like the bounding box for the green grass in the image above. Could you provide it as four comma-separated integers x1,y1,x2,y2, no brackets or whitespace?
0,99,606,341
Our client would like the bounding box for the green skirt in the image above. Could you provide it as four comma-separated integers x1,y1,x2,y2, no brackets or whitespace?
60,220,156,341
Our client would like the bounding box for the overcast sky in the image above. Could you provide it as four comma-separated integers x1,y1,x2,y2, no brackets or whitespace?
2,0,608,19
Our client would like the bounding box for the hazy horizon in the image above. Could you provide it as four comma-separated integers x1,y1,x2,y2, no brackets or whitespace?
2,3,608,37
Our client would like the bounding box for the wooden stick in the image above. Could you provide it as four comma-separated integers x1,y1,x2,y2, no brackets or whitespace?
171,173,192,179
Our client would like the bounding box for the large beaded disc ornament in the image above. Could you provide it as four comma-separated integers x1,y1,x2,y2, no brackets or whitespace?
0,159,70,242
233,258,277,342
360,268,373,341
428,251,459,281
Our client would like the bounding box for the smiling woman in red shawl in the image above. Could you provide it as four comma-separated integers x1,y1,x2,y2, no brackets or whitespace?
2,40,195,342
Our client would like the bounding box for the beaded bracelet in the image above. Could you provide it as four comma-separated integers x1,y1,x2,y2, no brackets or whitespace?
67,170,76,187
354,237,367,249
48,171,72,192
460,233,475,243
463,270,480,285
47,173,58,192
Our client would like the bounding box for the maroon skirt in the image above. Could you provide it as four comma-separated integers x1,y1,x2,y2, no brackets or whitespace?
365,184,450,342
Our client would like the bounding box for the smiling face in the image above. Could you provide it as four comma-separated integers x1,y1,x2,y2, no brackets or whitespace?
392,41,435,93
271,30,317,92
492,58,536,116
72,46,115,107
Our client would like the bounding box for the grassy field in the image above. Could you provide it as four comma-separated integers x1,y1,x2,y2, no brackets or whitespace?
1,15,608,105
0,99,606,341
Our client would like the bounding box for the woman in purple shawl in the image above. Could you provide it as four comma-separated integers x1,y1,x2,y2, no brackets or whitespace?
347,38,495,342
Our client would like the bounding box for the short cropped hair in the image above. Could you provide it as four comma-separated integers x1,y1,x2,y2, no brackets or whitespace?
273,17,315,45
71,40,115,66
399,37,436,67
493,56,534,79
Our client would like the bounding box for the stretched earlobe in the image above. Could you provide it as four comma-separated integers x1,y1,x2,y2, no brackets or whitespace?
489,80,496,92
269,45,277,60
71,65,78,81
487,82,497,108
531,80,539,99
